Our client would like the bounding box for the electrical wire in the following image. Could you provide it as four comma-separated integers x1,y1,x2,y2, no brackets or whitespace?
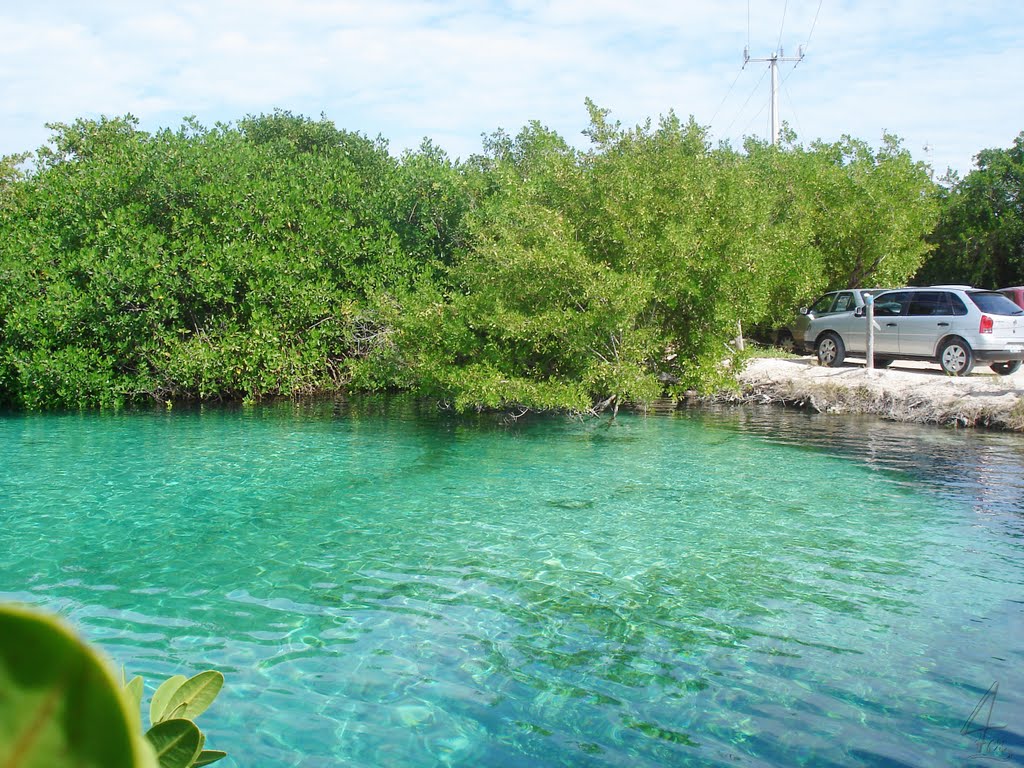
780,76,804,140
735,0,820,142
783,49,801,82
723,65,769,141
776,0,789,52
710,65,747,127
804,0,824,53
740,97,770,142
788,0,823,74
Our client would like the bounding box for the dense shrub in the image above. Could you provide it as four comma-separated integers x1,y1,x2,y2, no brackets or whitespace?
0,109,938,412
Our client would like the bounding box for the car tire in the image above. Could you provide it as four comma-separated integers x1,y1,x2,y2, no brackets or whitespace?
990,360,1022,376
873,357,893,369
816,332,845,367
776,329,795,353
938,337,975,376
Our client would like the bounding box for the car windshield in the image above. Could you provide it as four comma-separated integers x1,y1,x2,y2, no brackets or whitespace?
968,291,1024,315
808,294,835,314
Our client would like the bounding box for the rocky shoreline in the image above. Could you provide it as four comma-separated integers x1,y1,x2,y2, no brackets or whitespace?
724,357,1024,431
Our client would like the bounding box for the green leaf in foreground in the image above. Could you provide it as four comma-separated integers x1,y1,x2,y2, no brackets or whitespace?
192,750,228,766
149,675,187,726
160,671,224,723
0,603,154,768
145,718,202,768
124,674,145,729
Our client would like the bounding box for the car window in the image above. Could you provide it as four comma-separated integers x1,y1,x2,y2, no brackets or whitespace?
832,292,855,313
873,292,909,317
948,293,968,315
969,291,1024,315
809,294,836,314
907,292,946,316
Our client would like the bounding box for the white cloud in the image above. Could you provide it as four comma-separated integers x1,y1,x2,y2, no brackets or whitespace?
0,0,1022,173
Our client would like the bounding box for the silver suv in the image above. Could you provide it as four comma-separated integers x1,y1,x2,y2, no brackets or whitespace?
812,286,1024,375
786,289,885,353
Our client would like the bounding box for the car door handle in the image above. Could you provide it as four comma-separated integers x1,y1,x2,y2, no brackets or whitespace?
936,322,950,327
885,323,897,327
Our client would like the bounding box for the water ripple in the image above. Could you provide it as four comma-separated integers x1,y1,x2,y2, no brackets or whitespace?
1,404,1022,766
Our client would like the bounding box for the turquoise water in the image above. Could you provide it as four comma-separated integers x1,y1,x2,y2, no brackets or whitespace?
1,401,1022,767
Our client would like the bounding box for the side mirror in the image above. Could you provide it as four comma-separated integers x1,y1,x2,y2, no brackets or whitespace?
799,307,809,316
854,306,865,318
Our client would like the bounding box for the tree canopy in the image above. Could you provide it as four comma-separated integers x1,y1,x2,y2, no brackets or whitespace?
0,108,939,412
915,132,1024,289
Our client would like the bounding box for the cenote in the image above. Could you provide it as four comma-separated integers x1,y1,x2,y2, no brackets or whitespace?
1,401,1022,767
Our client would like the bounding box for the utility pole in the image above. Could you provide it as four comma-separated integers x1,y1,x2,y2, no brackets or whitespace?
923,143,934,180
743,46,804,145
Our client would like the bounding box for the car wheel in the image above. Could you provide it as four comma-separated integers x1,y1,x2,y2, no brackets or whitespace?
873,357,893,369
776,329,795,353
816,332,845,367
939,337,974,376
990,360,1022,376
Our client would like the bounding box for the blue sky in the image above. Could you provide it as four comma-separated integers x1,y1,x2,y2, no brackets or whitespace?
2,1,1022,176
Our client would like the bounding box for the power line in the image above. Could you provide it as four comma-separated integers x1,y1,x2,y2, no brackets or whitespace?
780,75,804,140
788,0,823,75
723,66,768,140
782,49,803,83
805,0,824,53
709,65,747,127
744,48,803,144
741,0,813,145
740,95,770,140
776,0,789,53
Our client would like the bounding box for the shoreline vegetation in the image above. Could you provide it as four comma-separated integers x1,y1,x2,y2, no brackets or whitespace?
0,110,941,413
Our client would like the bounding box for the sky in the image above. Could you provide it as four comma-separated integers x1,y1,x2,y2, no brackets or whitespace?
2,1,1022,177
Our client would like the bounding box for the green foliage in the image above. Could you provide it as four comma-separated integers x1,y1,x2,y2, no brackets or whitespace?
0,107,941,413
0,603,227,768
150,675,188,726
153,671,224,723
802,133,939,290
138,671,226,767
0,604,154,768
917,132,1024,288
375,109,936,407
0,113,415,409
380,120,665,411
390,139,472,268
146,720,204,768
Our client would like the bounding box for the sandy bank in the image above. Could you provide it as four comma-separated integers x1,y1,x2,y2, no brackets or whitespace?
727,356,1024,431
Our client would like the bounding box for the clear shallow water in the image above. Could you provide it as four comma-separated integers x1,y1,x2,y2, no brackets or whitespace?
1,400,1022,767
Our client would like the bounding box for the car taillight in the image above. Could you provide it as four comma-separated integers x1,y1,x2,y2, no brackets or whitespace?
980,315,994,334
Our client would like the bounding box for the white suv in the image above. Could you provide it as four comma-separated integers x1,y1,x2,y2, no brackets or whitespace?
811,286,1024,376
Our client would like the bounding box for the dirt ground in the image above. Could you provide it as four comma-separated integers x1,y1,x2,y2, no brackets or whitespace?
732,356,1024,431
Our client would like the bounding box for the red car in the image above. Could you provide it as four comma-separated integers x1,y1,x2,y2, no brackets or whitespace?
999,286,1024,310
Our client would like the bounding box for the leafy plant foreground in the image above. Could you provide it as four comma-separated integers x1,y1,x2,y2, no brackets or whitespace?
0,603,226,768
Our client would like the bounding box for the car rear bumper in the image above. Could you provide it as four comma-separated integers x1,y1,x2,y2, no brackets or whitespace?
972,348,1024,363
